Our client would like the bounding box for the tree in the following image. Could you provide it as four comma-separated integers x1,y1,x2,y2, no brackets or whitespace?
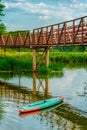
0,23,6,34
0,0,5,16
0,0,6,34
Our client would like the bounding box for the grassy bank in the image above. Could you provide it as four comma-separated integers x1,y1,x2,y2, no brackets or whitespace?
0,52,32,72
0,51,87,73
50,52,87,63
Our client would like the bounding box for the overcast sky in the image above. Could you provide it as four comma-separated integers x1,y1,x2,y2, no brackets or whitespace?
1,0,87,31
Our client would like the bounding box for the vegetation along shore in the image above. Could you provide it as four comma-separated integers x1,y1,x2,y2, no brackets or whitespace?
0,47,87,73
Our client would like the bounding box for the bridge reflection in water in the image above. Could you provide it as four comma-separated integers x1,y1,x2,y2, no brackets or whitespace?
0,73,51,104
0,73,87,130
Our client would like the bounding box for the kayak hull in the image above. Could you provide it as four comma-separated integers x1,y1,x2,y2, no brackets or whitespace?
19,103,63,117
18,96,64,113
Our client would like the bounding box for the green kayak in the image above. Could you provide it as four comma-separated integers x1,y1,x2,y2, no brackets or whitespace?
19,103,63,117
18,96,64,113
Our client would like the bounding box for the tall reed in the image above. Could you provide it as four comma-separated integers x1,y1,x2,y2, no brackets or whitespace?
0,51,87,72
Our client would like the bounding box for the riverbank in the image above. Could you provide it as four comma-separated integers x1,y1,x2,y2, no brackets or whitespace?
0,51,87,73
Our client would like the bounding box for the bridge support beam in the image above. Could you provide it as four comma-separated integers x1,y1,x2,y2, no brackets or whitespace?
32,48,49,72
45,48,49,67
33,49,36,72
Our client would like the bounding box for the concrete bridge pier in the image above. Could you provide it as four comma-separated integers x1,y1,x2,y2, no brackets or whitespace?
32,48,49,72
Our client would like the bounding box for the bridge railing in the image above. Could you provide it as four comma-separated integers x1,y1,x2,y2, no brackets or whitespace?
0,30,32,48
33,16,87,47
0,16,87,48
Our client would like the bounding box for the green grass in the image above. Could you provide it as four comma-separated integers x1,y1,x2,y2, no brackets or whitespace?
0,51,87,73
0,52,32,72
50,52,87,63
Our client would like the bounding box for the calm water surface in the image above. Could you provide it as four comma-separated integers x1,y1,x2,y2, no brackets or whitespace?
0,68,87,130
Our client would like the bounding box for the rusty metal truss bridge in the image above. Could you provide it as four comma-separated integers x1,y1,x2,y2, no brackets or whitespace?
0,16,87,48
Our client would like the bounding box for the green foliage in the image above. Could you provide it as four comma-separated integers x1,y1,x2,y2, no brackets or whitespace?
50,52,87,64
9,30,30,36
0,51,87,73
38,67,51,73
0,23,6,34
0,55,17,70
49,63,63,71
0,0,6,34
0,0,5,17
52,46,86,52
0,53,32,71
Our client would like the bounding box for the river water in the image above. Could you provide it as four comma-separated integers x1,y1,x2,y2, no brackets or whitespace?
0,68,87,130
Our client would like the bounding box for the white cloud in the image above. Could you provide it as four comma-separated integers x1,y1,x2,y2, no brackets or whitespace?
3,0,87,31
4,1,87,20
39,15,50,20
5,2,21,9
4,1,51,17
